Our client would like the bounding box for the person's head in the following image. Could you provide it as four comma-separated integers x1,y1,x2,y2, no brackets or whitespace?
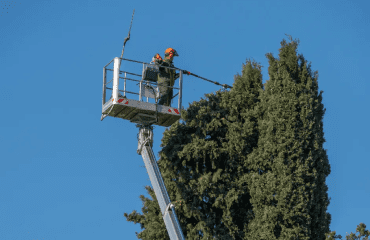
152,53,163,63
164,48,178,61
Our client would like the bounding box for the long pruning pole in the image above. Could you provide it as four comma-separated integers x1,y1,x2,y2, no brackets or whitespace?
119,57,233,90
114,9,232,90
115,10,232,90
119,9,135,66
187,72,232,89
171,66,232,89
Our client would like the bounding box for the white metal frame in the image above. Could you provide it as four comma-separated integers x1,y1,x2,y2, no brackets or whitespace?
101,57,186,239
102,57,183,111
101,57,184,127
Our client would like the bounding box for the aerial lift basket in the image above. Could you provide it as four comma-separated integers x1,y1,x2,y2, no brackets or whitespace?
101,57,184,127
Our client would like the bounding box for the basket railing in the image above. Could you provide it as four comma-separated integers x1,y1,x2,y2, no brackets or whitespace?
102,57,183,111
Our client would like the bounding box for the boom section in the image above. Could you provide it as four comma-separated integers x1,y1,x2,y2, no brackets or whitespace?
137,125,185,240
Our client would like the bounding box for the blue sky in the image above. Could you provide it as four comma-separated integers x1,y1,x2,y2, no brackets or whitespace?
1,0,369,239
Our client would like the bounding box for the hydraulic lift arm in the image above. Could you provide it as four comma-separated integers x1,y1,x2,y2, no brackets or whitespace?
111,10,185,239
136,124,185,240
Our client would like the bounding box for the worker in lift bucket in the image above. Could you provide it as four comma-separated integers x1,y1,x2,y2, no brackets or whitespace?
157,48,189,106
152,53,163,65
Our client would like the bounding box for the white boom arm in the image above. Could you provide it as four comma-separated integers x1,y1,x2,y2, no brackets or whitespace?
137,125,185,240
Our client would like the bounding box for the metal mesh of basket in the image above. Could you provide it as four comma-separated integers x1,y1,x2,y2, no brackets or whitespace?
143,65,159,82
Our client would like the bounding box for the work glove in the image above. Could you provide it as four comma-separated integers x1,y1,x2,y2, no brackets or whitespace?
175,70,190,79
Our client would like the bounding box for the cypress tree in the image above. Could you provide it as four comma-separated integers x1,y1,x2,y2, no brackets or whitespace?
124,59,263,239
244,35,331,240
124,36,332,240
216,59,263,239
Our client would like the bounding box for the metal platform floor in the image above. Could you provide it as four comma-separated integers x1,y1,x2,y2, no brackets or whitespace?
102,97,181,127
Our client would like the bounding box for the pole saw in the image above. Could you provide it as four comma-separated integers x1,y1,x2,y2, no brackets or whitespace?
116,9,232,90
121,57,232,90
177,68,232,89
101,10,135,121
119,9,135,67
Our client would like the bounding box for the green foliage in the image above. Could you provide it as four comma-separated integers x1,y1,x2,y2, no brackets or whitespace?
123,186,170,240
244,34,330,240
124,58,263,239
157,58,263,239
124,35,333,240
325,223,370,240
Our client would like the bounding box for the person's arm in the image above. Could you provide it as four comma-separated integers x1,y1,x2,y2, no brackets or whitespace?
174,70,190,79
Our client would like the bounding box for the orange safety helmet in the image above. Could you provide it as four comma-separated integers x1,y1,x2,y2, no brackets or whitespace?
164,48,179,57
154,53,162,61
152,53,163,63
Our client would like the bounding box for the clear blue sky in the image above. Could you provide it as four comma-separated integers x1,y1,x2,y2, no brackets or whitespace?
1,0,369,239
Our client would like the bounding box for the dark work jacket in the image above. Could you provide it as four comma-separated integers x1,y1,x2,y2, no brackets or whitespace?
158,58,179,87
